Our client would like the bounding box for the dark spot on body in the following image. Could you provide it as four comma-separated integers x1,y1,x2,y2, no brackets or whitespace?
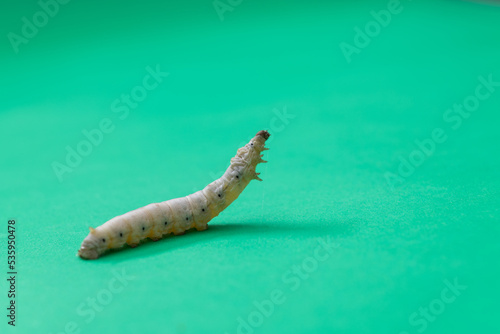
186,217,189,221
202,208,205,212
102,238,106,243
142,227,145,231
165,221,168,226
236,175,239,179
119,233,123,237
218,194,221,197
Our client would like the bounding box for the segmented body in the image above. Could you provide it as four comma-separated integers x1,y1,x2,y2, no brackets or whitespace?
78,130,270,259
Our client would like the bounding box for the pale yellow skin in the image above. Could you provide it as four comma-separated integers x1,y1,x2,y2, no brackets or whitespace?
78,130,270,259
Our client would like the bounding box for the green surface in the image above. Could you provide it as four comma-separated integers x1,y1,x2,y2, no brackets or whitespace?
1,0,499,333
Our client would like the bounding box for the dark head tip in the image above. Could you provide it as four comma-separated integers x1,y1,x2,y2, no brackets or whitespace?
256,130,271,140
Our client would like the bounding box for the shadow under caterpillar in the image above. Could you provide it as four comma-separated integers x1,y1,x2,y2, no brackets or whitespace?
78,130,270,259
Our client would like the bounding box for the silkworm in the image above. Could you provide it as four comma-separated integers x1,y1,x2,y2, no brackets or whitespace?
78,130,270,259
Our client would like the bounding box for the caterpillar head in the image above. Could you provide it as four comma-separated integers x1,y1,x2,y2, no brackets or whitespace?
256,130,270,140
78,227,105,260
251,130,270,152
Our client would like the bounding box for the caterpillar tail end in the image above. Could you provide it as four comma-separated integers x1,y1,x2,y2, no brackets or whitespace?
77,246,100,260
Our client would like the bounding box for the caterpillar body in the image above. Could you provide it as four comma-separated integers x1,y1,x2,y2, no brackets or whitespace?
78,130,270,259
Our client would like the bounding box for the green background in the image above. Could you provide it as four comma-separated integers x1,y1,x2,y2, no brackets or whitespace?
1,0,499,333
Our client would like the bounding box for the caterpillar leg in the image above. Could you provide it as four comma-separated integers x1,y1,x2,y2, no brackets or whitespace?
127,238,141,247
148,230,163,242
195,224,208,231
173,230,185,236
